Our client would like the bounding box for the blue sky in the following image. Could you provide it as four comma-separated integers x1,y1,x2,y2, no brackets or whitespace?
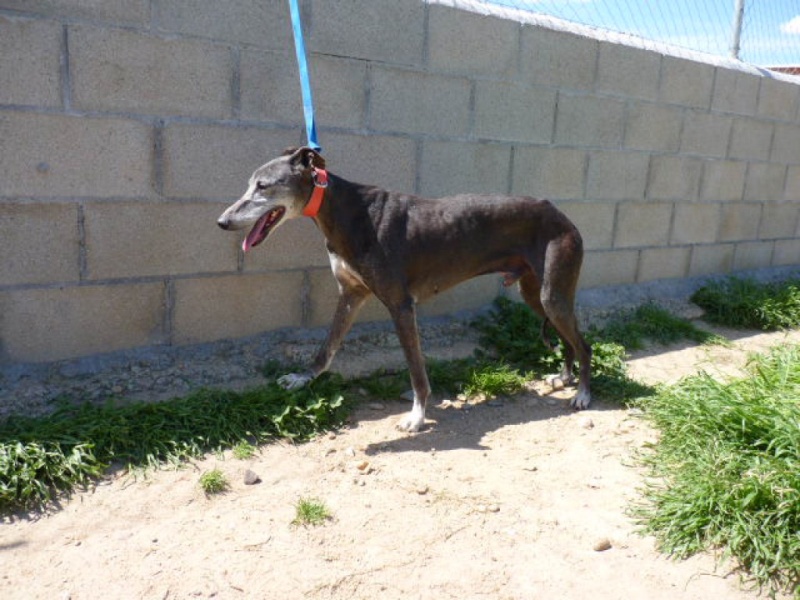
488,0,800,66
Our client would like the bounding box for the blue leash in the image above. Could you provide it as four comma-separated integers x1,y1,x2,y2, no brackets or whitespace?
288,0,321,152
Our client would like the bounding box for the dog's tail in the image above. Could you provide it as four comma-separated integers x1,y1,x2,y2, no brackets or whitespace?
540,318,557,351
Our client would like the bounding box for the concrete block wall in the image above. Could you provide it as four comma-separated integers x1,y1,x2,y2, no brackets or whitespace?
1,0,799,365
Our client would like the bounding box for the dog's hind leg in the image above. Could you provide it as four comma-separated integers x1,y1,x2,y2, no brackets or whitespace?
518,272,577,387
537,239,592,410
278,282,370,390
389,301,431,433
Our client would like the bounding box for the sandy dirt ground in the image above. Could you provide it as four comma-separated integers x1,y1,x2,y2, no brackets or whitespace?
2,325,799,600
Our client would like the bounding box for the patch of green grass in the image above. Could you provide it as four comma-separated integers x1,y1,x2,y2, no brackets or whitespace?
0,384,348,513
599,302,719,350
199,468,229,495
633,344,800,596
292,496,332,527
692,276,800,330
231,441,256,460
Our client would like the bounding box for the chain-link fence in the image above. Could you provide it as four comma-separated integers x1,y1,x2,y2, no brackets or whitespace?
484,0,800,69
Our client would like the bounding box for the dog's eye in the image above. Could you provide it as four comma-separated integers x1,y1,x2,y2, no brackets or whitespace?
255,181,269,192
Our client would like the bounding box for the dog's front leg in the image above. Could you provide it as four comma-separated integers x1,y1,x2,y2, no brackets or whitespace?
390,302,431,433
278,285,370,390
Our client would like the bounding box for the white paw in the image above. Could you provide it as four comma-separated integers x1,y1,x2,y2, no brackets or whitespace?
570,389,592,410
277,372,314,390
396,406,425,433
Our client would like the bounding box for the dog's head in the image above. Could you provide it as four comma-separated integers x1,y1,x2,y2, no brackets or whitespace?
217,147,325,252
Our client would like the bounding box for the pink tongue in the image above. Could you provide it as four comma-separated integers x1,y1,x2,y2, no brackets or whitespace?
242,214,269,253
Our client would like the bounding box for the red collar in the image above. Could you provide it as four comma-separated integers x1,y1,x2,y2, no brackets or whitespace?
302,168,328,218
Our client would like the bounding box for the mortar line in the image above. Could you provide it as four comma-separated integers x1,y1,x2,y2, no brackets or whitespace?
164,278,176,346
60,24,72,111
77,203,88,280
231,45,242,120
153,120,165,197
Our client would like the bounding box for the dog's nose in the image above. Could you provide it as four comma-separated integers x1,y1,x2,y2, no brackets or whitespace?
217,216,230,230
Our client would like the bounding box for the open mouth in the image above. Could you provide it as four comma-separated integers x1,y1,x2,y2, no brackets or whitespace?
242,207,285,252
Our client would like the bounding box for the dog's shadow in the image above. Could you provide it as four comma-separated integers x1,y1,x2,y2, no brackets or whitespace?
354,391,608,456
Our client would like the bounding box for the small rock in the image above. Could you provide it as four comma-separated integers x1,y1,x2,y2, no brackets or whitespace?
327,431,337,440
487,504,500,513
367,402,385,410
579,417,595,430
593,538,612,552
243,469,261,485
344,447,356,457
355,460,371,474
416,485,429,495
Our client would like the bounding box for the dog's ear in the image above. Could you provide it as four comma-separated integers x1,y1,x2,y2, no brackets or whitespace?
287,146,326,171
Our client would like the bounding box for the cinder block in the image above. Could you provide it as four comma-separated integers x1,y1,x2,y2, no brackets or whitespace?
241,52,368,129
311,0,425,66
0,203,79,285
659,56,714,109
733,241,774,271
759,203,799,240
162,123,300,199
520,26,597,91
555,94,625,148
680,111,732,158
596,41,661,101
512,147,586,201
647,156,702,201
614,202,673,248
743,163,786,202
786,166,800,201
689,244,734,277
419,141,511,197
586,151,649,201
318,132,417,194
84,201,237,280
623,102,682,152
719,203,761,241
773,239,800,266
728,118,773,162
242,216,330,272
757,78,799,122
173,272,304,345
0,282,165,363
474,81,555,144
155,0,292,49
0,112,153,198
712,68,759,115
310,56,368,130
0,17,61,107
771,123,800,165
671,202,720,245
427,4,518,77
579,249,639,288
369,68,471,137
1,0,148,24
555,201,616,250
238,49,300,125
419,275,500,318
638,246,691,282
700,159,746,202
70,25,232,118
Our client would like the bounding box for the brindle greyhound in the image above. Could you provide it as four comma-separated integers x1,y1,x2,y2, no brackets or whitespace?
217,147,591,432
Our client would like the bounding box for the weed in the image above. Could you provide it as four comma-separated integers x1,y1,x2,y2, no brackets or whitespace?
232,441,256,460
633,344,800,596
598,302,719,350
292,496,332,527
199,469,229,495
692,277,800,330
